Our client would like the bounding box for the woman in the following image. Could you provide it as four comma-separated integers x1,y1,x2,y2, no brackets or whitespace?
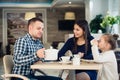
58,20,97,80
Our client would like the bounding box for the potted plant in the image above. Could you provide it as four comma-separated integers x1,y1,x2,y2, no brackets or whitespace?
90,14,106,33
100,14,120,33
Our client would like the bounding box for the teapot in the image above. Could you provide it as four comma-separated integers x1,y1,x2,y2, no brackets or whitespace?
44,47,59,61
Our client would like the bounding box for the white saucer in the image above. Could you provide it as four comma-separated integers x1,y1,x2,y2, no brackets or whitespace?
59,61,72,64
81,59,96,63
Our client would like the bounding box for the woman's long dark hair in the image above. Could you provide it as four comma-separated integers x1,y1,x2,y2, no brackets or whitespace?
73,20,91,54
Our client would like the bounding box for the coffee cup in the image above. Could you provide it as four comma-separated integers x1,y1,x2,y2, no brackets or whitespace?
72,54,80,65
73,54,80,58
59,56,70,63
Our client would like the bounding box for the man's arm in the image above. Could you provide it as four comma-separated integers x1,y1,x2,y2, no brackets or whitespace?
13,38,39,65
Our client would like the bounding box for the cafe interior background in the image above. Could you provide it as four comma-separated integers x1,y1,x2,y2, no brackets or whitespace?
0,0,120,79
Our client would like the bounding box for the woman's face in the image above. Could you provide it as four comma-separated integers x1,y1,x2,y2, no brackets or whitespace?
73,24,84,38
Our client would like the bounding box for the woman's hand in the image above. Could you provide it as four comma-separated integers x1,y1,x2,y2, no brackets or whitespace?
78,52,84,58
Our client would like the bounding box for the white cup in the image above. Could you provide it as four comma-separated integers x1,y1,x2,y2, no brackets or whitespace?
73,54,80,58
59,56,70,63
44,49,59,61
72,55,80,65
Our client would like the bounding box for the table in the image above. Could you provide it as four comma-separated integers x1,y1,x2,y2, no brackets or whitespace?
31,61,102,80
31,61,102,70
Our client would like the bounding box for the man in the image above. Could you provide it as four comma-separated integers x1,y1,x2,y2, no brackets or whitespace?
12,17,62,80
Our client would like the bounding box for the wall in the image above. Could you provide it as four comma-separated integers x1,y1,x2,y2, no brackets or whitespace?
85,0,108,22
0,7,85,48
108,0,120,34
46,8,85,44
0,9,2,42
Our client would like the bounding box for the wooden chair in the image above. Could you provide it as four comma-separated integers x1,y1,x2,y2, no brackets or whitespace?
57,42,64,50
1,55,29,80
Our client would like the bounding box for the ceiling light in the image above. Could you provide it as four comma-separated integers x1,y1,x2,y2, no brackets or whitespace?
64,12,75,20
25,12,36,20
68,2,72,4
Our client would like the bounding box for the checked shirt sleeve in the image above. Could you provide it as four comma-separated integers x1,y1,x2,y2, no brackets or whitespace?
13,38,39,66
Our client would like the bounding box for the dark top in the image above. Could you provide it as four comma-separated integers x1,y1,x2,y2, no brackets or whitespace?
58,36,97,80
58,36,94,59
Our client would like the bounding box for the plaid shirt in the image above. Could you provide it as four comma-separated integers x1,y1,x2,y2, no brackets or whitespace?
12,33,43,75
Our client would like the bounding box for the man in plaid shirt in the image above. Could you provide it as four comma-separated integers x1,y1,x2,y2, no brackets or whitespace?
12,17,62,80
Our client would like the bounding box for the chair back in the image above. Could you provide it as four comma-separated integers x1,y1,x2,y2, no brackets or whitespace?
3,55,14,74
57,42,64,50
2,55,30,80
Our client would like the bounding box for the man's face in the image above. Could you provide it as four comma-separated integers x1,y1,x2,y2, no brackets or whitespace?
29,21,44,39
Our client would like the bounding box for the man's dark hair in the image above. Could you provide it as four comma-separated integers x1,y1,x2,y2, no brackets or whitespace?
27,17,43,27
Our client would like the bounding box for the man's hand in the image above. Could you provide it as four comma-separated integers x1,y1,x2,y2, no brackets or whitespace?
36,48,45,58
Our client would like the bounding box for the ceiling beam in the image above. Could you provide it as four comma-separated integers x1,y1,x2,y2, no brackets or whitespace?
51,0,60,7
0,3,51,7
